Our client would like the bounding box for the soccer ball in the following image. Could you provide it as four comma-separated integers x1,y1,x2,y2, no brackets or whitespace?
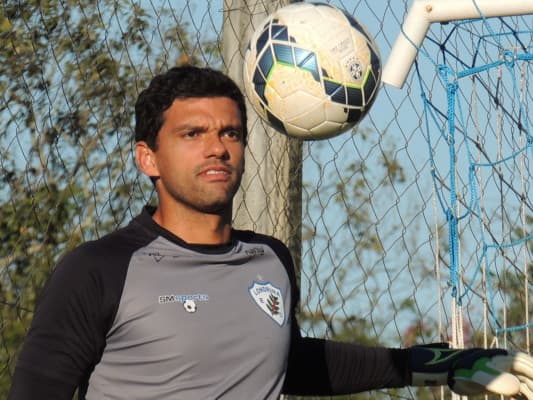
243,2,381,140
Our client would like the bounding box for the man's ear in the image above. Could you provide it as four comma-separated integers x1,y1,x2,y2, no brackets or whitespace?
135,141,159,179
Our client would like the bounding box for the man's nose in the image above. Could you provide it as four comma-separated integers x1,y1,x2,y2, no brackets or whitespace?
203,133,229,158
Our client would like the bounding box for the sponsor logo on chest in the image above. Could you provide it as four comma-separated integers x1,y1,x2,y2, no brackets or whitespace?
248,281,285,326
158,293,209,313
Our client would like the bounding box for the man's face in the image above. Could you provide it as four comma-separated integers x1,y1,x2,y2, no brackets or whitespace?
147,97,245,214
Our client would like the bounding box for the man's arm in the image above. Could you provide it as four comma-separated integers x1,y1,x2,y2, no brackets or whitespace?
283,321,533,398
282,317,410,396
8,244,115,399
9,368,78,400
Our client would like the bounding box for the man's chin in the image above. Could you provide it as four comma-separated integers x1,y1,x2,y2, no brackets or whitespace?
198,186,240,214
199,204,229,215
177,185,239,215
194,197,233,215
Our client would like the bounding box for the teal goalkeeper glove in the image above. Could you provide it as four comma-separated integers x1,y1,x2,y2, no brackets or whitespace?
408,343,533,399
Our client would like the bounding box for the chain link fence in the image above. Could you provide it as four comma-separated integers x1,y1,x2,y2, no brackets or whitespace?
0,0,531,398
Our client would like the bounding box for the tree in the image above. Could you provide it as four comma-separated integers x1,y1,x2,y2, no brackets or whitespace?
492,214,533,352
0,0,214,394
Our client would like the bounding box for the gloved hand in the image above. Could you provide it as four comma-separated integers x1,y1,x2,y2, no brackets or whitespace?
408,343,533,399
449,348,533,398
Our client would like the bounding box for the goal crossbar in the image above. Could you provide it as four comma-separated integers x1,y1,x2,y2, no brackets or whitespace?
382,0,533,88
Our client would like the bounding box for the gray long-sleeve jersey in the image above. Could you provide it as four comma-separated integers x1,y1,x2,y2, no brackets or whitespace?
9,207,410,399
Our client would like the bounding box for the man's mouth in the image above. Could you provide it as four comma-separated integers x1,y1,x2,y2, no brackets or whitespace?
198,164,233,179
205,169,229,176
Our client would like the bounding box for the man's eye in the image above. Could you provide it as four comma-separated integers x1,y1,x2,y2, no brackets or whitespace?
224,130,242,140
185,130,200,138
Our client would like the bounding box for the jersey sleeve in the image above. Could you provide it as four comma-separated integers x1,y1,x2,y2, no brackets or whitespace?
8,368,78,400
283,321,410,396
8,241,124,399
281,259,410,395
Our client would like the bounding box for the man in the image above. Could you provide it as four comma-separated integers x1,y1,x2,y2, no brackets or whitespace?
9,66,533,399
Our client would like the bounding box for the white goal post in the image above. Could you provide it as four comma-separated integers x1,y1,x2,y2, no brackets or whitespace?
382,0,533,88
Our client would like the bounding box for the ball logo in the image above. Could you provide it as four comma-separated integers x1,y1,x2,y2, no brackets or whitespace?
249,282,285,326
158,293,208,314
347,59,364,80
183,299,197,313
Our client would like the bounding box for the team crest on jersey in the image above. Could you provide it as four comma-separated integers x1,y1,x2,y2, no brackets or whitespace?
249,281,285,326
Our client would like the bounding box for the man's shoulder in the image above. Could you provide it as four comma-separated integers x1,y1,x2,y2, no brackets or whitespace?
234,229,294,270
80,220,152,252
56,214,157,273
234,229,300,306
234,229,289,251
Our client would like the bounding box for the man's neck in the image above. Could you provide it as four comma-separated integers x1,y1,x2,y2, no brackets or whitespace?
152,205,233,245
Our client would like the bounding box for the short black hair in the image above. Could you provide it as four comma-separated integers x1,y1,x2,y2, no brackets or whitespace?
135,65,248,149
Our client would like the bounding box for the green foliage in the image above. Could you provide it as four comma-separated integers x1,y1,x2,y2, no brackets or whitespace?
0,0,214,395
495,214,533,352
0,179,82,387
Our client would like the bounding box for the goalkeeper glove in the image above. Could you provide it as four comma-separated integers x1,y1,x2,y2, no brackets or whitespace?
408,343,533,399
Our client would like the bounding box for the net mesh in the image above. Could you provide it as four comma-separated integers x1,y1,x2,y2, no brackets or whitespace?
0,0,531,398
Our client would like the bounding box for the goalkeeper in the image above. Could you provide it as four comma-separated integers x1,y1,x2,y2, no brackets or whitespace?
8,66,533,399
